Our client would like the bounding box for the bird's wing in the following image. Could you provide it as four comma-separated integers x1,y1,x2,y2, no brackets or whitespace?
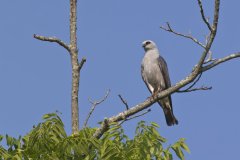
158,56,171,88
141,64,154,93
158,56,172,106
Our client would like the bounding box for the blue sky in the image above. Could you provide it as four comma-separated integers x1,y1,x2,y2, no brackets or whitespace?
0,0,239,159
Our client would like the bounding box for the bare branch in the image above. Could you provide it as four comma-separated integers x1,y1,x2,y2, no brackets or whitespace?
177,73,203,92
177,86,212,93
160,22,206,49
84,90,110,128
119,109,151,126
33,34,70,52
197,0,213,31
70,0,80,134
204,51,216,64
79,57,87,71
213,0,220,32
118,94,129,110
194,0,220,73
160,22,213,64
202,52,240,72
126,109,151,121
204,34,214,63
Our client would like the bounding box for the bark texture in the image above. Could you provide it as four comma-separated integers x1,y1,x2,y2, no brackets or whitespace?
70,0,80,134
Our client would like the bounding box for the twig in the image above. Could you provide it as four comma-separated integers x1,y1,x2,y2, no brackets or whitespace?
202,52,240,72
197,0,213,31
118,94,129,110
160,22,206,49
212,0,220,32
160,23,213,62
79,57,87,71
194,0,220,73
177,73,203,92
84,90,110,128
33,34,70,52
204,34,214,63
177,86,212,93
204,56,216,64
119,109,151,126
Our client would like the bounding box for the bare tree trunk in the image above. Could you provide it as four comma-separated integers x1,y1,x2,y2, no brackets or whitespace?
70,0,80,134
34,0,86,134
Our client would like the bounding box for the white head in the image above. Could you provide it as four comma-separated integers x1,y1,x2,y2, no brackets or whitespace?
142,40,158,52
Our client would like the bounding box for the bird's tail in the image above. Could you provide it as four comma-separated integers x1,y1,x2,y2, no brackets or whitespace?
163,107,178,126
158,101,178,126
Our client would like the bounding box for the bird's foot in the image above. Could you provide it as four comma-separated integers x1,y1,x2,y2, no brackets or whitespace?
149,91,159,101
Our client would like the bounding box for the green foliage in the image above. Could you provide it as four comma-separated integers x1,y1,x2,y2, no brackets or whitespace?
0,113,190,160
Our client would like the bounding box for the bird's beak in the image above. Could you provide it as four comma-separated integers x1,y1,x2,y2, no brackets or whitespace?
142,43,146,48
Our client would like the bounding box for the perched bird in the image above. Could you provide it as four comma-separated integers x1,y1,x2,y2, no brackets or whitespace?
141,40,178,126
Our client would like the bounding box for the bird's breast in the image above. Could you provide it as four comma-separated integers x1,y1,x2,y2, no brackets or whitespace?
142,58,163,87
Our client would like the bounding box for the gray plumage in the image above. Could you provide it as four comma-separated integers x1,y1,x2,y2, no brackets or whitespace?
141,40,178,126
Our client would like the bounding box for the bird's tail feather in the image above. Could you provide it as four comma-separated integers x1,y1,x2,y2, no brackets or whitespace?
163,108,178,126
158,101,178,126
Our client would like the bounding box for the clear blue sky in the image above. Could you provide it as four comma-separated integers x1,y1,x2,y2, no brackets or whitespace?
0,1,239,159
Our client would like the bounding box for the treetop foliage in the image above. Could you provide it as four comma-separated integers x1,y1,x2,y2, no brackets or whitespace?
0,113,189,160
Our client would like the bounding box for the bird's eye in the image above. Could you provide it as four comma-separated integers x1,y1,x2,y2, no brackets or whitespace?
145,41,151,45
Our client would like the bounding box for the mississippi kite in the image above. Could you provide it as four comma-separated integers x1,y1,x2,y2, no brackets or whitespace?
141,40,178,126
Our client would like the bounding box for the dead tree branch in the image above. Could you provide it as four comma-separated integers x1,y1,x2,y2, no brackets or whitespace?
69,0,80,134
93,0,236,139
178,86,212,93
201,52,240,72
160,22,206,49
33,34,70,52
177,73,203,92
34,0,85,134
84,90,110,128
118,94,129,110
79,58,87,71
119,109,151,126
194,0,219,72
197,0,213,31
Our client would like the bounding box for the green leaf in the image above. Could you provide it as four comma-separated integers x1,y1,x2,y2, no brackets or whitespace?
150,147,154,155
0,146,11,159
180,142,190,153
177,138,190,153
0,135,3,142
151,122,160,128
171,144,184,160
6,134,14,146
107,125,121,133
89,138,100,149
101,146,118,160
42,113,56,120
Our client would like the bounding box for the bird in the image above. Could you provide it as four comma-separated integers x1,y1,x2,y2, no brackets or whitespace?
141,40,178,126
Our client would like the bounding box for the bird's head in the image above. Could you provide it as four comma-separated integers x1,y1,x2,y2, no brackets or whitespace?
142,40,157,51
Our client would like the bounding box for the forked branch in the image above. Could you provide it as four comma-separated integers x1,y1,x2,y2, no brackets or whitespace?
84,90,110,128
202,52,240,72
119,109,151,126
197,0,212,31
178,86,212,93
160,22,206,49
34,0,85,134
177,73,212,93
118,94,129,110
